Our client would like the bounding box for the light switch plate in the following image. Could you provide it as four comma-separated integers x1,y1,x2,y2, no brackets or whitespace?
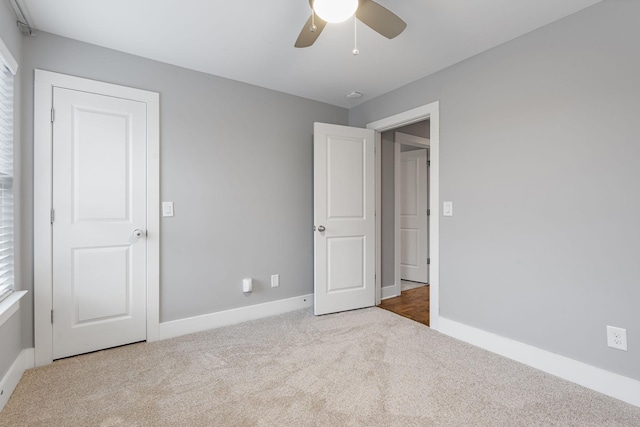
162,202,174,217
443,201,453,217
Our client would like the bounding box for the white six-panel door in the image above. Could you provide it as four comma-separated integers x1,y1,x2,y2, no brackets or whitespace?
400,149,429,283
52,87,147,359
314,123,375,315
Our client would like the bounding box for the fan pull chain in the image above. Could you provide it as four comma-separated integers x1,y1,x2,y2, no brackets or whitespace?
311,11,317,32
352,16,359,55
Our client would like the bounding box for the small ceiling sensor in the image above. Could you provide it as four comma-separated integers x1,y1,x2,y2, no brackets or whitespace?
346,91,363,99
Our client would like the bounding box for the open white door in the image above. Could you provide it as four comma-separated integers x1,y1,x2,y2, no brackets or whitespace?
314,123,376,315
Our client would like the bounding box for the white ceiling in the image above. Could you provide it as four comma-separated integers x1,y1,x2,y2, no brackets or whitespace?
17,0,601,108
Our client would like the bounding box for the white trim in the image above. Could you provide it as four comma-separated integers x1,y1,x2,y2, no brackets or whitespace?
22,347,35,370
0,348,29,411
439,317,640,408
159,294,313,340
33,71,52,366
393,141,401,297
0,290,26,328
367,101,440,330
380,284,399,300
429,106,440,330
145,93,161,342
395,132,430,148
366,104,434,132
33,70,160,366
0,35,18,74
374,133,382,305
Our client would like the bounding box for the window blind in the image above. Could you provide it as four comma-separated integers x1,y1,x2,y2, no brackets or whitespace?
0,62,13,303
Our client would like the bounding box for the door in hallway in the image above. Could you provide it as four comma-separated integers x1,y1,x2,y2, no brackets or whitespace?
400,148,429,283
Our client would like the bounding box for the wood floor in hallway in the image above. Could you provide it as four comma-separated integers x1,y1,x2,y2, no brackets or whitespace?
378,285,430,326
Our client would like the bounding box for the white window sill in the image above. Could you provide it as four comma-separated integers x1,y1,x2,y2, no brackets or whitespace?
0,291,27,328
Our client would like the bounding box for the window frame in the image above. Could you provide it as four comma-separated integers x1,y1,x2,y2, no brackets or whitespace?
0,35,18,304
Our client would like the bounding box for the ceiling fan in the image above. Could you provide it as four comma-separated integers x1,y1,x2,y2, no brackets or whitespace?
295,0,407,48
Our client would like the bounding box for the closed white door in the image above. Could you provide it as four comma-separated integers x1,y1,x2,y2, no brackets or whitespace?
400,149,429,283
314,123,375,315
52,87,147,359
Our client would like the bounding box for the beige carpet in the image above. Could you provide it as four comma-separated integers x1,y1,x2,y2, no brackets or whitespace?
2,307,639,426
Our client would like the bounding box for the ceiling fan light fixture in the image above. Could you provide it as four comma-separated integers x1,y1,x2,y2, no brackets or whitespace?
313,0,358,23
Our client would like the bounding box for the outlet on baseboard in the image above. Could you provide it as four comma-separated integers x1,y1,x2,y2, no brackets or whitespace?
607,325,627,351
271,274,279,288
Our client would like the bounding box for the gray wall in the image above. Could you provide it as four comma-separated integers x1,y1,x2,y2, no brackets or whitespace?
350,0,640,380
380,131,395,288
19,32,347,344
0,312,21,377
0,0,23,377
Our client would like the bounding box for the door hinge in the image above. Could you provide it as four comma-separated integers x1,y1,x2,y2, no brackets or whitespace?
427,258,431,265
51,310,53,324
427,209,431,216
51,108,55,123
50,209,55,224
427,160,431,167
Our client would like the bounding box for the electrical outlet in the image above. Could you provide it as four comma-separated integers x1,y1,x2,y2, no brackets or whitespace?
607,326,627,351
271,274,279,288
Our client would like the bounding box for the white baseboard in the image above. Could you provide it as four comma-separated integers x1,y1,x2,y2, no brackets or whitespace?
0,348,32,412
159,294,313,340
438,317,640,408
22,348,35,370
381,284,399,300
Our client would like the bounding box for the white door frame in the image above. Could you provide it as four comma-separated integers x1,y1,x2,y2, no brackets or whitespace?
367,101,440,330
395,133,430,292
33,70,160,366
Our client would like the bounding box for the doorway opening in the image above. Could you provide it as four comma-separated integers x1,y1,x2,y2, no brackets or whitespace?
367,101,440,330
378,123,431,325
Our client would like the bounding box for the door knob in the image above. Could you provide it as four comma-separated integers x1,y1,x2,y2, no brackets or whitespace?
133,229,144,238
318,225,326,232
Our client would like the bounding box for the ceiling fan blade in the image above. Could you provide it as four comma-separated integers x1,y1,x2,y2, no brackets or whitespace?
295,14,328,48
356,0,407,39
